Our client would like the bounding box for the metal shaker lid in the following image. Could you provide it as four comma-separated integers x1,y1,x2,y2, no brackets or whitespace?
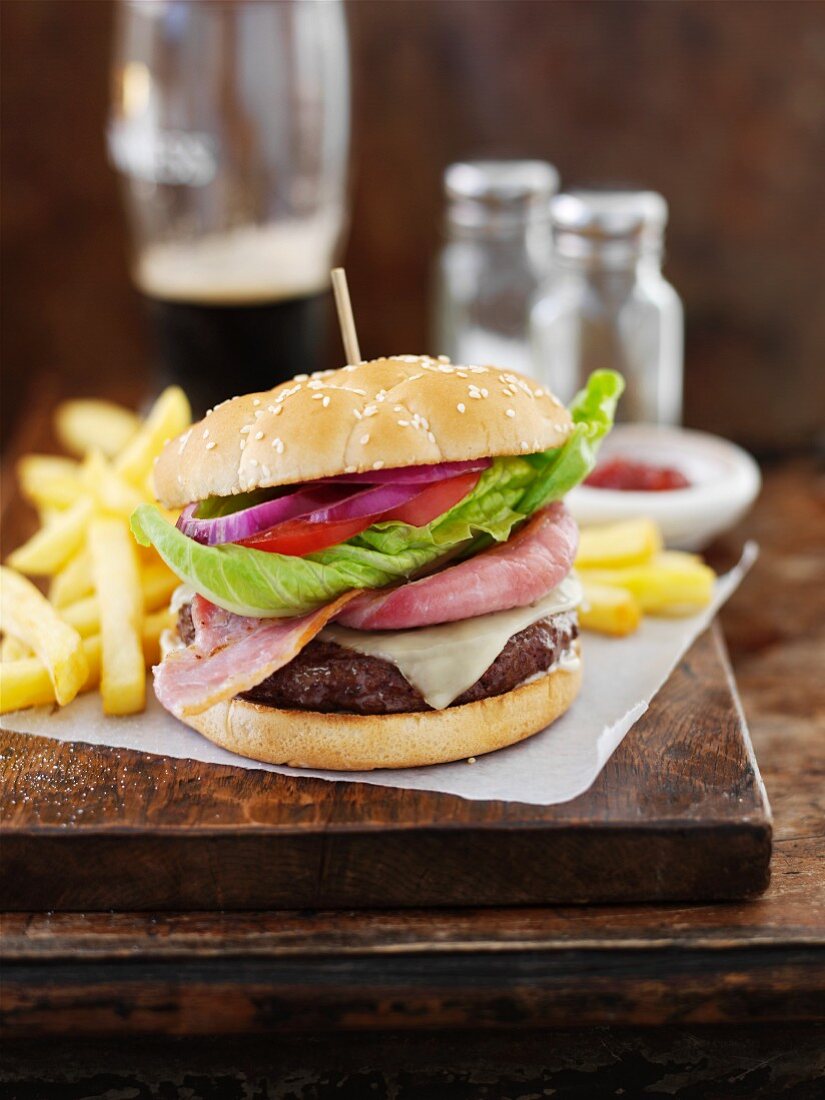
552,188,668,259
445,160,560,231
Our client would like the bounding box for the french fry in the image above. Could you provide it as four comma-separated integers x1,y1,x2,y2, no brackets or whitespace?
17,455,84,510
81,450,145,517
88,518,145,714
1,635,101,712
115,386,191,488
579,580,642,636
60,561,179,640
6,497,94,576
578,552,715,616
37,507,65,527
1,635,32,661
0,612,171,714
0,566,88,705
49,548,94,608
576,518,663,569
55,398,141,459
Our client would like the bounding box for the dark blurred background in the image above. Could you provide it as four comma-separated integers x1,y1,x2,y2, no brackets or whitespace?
2,0,823,452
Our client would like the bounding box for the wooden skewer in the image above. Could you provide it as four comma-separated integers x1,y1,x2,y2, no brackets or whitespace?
331,268,362,365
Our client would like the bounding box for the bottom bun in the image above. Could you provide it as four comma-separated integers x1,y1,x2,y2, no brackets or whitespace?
182,652,582,771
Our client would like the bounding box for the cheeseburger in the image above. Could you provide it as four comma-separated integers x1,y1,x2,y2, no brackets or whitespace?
132,356,622,769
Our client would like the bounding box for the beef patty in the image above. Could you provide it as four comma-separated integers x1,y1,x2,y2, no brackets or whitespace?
177,604,578,715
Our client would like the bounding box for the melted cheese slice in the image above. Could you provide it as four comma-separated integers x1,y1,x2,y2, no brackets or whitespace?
321,574,582,710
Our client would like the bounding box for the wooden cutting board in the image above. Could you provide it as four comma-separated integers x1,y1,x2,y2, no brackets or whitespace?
0,623,771,910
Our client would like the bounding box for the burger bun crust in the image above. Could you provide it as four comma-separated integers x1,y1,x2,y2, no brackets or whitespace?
154,355,573,508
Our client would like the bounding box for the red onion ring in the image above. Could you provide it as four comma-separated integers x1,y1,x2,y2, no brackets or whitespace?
176,458,491,546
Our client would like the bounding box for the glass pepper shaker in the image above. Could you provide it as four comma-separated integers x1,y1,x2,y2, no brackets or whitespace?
434,160,559,377
531,189,683,424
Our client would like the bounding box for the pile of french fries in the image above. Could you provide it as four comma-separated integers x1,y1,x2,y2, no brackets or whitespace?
575,518,716,636
1,389,191,715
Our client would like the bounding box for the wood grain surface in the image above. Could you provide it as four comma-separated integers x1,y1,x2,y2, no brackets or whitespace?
0,623,771,910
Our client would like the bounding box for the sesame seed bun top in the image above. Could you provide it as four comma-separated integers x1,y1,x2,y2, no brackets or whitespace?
152,355,574,507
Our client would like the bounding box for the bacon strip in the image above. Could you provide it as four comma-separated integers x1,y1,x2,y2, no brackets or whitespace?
155,591,359,717
335,503,578,631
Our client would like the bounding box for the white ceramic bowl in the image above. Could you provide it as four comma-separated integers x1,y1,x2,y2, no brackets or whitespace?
567,424,762,550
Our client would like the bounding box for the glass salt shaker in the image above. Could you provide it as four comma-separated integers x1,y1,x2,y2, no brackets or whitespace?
434,160,559,377
531,189,683,423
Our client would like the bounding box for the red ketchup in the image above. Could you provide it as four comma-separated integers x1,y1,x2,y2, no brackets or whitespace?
585,457,691,492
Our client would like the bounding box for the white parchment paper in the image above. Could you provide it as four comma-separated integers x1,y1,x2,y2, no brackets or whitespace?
1,546,755,806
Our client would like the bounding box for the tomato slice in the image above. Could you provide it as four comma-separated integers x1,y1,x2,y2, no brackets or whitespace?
237,514,374,556
380,470,482,527
236,470,483,556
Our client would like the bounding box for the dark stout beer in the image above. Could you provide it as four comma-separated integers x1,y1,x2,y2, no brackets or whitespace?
145,292,330,414
137,226,334,413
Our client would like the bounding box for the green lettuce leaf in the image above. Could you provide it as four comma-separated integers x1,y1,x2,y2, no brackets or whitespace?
516,368,625,515
129,459,535,617
131,369,623,617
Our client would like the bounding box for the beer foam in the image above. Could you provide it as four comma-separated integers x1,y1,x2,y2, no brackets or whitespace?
135,216,341,304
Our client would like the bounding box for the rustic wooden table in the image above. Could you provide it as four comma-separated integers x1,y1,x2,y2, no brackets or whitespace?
1,397,823,1096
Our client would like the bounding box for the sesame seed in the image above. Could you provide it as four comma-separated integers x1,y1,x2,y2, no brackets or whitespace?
372,460,384,470
393,405,404,412
294,373,309,381
206,408,213,416
312,393,324,400
456,371,468,378
467,756,477,764
275,439,284,454
398,419,410,426
534,387,544,397
363,406,377,417
322,395,331,408
360,434,370,445
261,465,271,478
350,387,367,396
344,464,357,474
427,430,436,442
353,409,363,420
240,424,252,433
308,380,324,390
254,409,264,419
252,398,261,406
239,439,246,449
520,440,529,451
506,409,516,418
206,441,217,451
202,428,209,439
457,402,466,413
438,355,451,363
480,387,489,397
254,430,264,440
